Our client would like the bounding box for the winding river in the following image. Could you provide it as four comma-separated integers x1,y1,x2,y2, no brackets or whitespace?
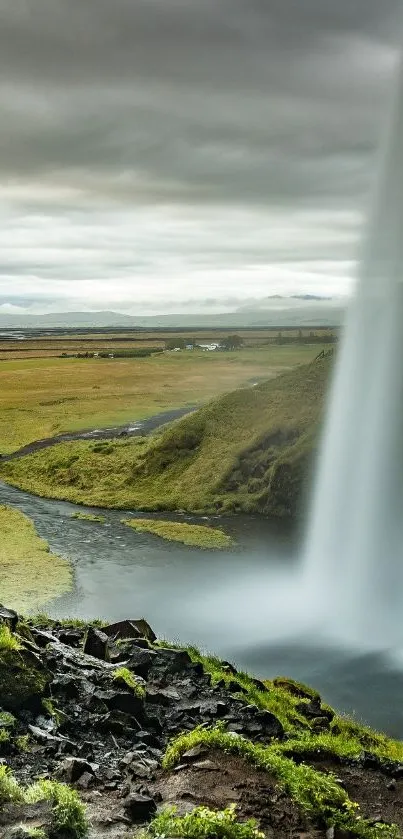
2,410,403,736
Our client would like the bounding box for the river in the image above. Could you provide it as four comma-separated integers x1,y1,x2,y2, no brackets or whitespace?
1,476,403,737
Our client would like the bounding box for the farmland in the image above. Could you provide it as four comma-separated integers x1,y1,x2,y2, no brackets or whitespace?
0,331,334,453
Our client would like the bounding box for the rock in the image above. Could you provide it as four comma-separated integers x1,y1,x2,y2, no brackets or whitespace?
58,629,82,648
182,744,209,761
149,647,192,678
83,626,111,661
103,619,156,643
123,792,157,822
146,685,181,705
0,605,18,630
76,771,95,789
0,648,51,712
126,646,158,679
192,759,219,771
56,755,97,783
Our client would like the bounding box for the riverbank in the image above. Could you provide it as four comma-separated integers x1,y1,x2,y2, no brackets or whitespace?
1,607,402,839
0,505,72,612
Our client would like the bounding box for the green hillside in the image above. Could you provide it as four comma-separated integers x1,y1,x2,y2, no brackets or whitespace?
0,357,333,518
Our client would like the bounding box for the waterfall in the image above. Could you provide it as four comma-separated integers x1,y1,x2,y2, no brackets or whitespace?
304,50,403,647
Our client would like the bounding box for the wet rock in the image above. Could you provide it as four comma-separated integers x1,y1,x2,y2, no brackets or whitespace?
83,626,111,662
123,792,157,822
58,629,82,648
149,647,192,678
103,619,156,644
182,744,209,761
126,646,158,678
146,685,181,705
0,648,51,712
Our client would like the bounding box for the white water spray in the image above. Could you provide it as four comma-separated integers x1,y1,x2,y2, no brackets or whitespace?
304,51,403,648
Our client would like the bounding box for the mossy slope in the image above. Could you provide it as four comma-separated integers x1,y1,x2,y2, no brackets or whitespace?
0,358,332,518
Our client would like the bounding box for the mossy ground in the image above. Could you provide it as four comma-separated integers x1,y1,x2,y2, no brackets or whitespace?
0,358,332,518
71,512,106,523
122,518,234,549
0,505,72,613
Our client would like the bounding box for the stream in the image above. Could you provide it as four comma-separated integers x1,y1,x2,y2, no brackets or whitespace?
1,476,403,736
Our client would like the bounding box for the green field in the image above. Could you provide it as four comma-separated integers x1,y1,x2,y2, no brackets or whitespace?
0,357,333,518
0,505,72,612
0,345,326,453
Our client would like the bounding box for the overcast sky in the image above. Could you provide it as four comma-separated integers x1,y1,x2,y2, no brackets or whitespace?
0,0,402,315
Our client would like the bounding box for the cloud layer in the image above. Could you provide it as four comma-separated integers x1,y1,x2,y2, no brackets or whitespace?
0,0,401,314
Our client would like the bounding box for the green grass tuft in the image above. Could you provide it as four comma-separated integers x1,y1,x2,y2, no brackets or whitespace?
122,518,234,549
26,779,87,838
0,765,24,804
113,667,145,698
0,625,21,651
150,804,264,839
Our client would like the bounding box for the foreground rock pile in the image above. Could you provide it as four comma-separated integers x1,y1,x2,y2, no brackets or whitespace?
2,605,403,839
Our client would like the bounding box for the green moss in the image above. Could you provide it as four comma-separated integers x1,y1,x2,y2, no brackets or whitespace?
0,711,16,728
71,512,106,523
162,726,398,839
15,734,31,752
0,729,9,745
113,667,145,699
150,804,264,839
122,518,234,549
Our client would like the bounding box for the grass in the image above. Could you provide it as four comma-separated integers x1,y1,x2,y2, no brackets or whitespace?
157,642,403,764
0,625,21,652
122,518,234,549
71,512,106,523
162,726,398,839
0,505,72,613
112,666,146,698
26,779,87,838
0,356,332,518
149,804,264,839
0,344,321,453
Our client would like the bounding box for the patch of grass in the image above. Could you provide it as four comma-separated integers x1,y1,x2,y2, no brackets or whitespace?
0,729,10,745
113,667,145,699
15,734,31,752
71,512,106,523
0,765,24,804
150,804,264,839
0,625,21,652
0,344,318,453
0,711,16,728
26,779,88,838
162,726,398,839
122,518,234,549
0,506,72,613
0,358,332,518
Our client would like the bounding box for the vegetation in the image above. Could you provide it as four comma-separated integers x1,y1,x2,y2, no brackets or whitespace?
0,357,332,518
162,726,398,839
122,518,234,549
0,506,72,613
150,805,264,839
112,666,145,698
0,343,319,453
26,779,88,838
0,625,21,652
71,512,106,523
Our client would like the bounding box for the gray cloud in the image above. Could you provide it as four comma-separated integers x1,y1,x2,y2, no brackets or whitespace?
0,0,401,312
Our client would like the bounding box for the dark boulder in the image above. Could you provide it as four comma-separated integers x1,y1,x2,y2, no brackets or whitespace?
83,627,111,662
124,792,157,822
0,605,18,631
103,619,156,643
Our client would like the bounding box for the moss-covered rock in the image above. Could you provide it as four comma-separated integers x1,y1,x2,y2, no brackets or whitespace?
0,648,51,712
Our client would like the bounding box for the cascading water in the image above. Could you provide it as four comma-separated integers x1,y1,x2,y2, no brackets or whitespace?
304,49,403,648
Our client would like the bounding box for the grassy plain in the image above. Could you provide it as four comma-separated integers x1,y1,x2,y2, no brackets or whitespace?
0,344,324,453
0,357,332,518
122,518,234,549
0,505,72,612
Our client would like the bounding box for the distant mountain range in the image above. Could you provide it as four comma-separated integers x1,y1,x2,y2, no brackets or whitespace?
0,298,346,329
